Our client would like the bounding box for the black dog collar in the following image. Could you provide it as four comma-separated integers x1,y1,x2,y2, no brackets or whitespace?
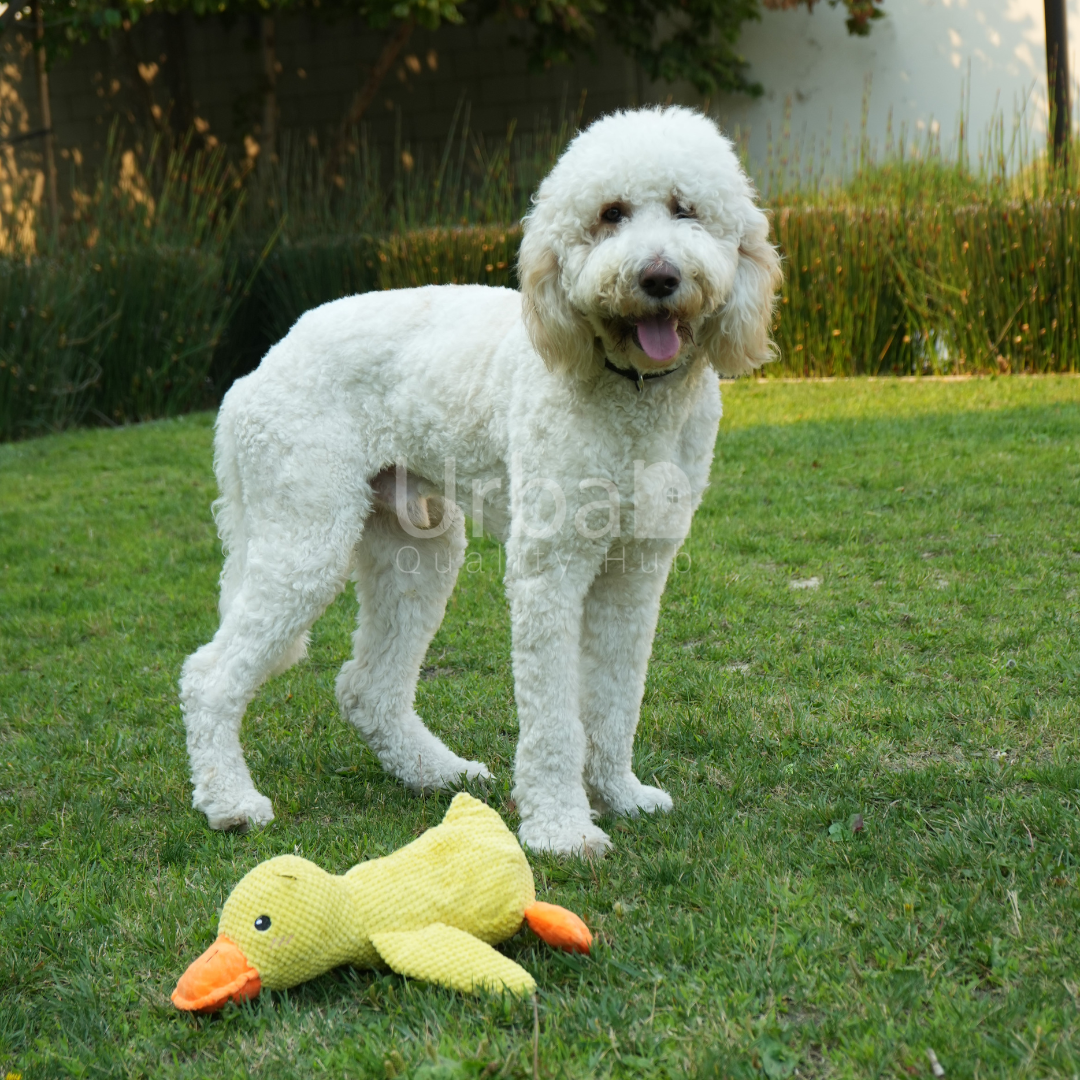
604,358,680,393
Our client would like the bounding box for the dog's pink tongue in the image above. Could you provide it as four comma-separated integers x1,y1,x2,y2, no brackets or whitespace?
635,315,681,362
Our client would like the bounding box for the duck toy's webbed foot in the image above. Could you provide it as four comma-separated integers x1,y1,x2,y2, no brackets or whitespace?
368,904,593,998
522,901,592,954
372,923,537,996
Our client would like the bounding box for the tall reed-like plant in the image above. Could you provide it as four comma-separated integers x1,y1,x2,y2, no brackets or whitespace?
765,93,1080,376
0,129,240,440
214,104,574,383
240,100,576,241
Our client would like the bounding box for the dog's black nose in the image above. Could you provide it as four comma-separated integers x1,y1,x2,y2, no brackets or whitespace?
639,260,681,299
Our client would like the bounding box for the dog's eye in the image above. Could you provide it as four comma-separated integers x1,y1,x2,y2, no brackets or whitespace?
601,205,624,224
675,204,696,220
254,914,271,931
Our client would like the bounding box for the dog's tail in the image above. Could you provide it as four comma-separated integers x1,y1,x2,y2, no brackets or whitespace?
211,399,247,622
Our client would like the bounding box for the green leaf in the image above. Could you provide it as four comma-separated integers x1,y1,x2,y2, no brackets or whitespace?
758,1039,798,1079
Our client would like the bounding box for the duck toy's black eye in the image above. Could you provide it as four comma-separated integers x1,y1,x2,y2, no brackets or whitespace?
254,914,271,931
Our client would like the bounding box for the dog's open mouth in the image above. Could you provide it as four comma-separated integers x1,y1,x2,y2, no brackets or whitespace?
600,312,695,370
634,314,681,363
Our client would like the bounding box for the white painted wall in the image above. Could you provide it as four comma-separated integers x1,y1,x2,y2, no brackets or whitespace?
712,0,1080,180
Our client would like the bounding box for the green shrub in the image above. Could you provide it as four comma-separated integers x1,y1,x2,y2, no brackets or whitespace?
376,225,521,290
263,234,382,339
771,198,1080,376
199,196,1080,395
0,132,238,441
773,207,909,376
764,116,1080,375
0,257,112,438
211,227,520,393
947,199,1079,373
0,246,230,439
213,234,382,389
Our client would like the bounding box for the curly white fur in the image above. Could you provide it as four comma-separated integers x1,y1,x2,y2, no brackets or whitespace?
179,106,782,856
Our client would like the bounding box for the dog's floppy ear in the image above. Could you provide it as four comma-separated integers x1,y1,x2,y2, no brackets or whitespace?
518,207,597,377
700,205,783,377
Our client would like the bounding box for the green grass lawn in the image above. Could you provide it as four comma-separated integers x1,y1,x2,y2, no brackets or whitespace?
2,376,1080,1079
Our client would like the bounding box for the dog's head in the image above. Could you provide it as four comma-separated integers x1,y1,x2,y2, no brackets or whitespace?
518,107,782,379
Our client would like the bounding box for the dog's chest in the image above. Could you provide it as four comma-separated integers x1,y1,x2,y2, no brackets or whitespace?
501,375,720,548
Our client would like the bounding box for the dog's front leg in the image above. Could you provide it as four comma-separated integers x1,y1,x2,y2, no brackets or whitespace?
507,540,612,857
580,538,677,817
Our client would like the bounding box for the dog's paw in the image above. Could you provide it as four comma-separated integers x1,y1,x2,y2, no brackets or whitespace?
195,787,275,831
408,756,493,793
396,745,493,794
462,759,494,783
518,814,612,858
622,782,673,816
589,775,673,818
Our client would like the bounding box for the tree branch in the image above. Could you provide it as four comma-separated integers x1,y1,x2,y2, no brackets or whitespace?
31,0,58,234
327,17,415,178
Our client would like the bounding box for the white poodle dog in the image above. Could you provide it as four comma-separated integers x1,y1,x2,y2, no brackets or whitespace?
179,106,781,855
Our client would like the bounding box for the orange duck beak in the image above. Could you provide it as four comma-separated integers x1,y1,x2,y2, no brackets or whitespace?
171,935,262,1012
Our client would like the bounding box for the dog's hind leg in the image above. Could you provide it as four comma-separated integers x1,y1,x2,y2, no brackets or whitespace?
336,499,492,791
180,524,357,830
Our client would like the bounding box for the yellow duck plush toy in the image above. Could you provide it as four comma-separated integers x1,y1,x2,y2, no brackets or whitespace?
172,793,591,1011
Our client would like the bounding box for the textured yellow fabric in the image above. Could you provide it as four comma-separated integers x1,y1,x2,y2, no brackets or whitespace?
370,924,536,996
216,793,537,995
